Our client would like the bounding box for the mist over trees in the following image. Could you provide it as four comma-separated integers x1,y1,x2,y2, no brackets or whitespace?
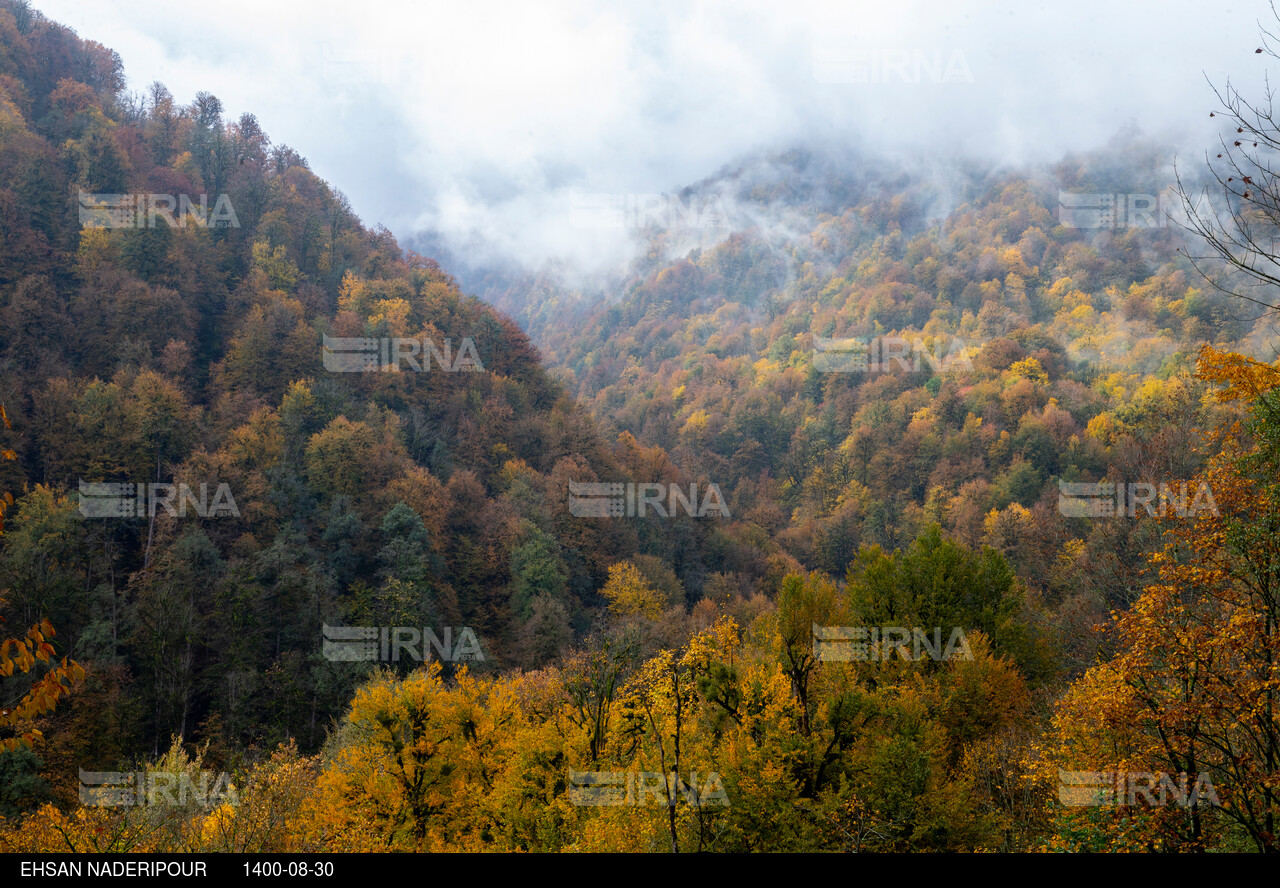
1,0,1278,853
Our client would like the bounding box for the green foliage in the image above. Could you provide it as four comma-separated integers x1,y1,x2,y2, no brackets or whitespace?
0,745,51,819
0,0,1269,854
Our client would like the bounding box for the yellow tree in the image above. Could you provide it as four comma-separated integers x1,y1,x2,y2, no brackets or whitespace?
579,619,736,853
600,561,666,621
307,664,555,851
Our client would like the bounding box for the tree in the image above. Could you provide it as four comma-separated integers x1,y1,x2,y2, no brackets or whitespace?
1045,348,1280,852
1175,5,1280,314
614,631,733,853
0,615,82,752
304,417,376,498
0,401,83,752
508,520,567,621
375,502,439,627
600,562,665,621
517,593,572,666
772,570,843,737
844,525,1043,677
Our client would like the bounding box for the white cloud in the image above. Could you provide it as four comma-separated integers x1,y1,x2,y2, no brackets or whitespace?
30,0,1270,273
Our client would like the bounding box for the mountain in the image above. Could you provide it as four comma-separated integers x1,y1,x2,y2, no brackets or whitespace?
459,141,1263,648
2,0,1277,854
0,0,738,759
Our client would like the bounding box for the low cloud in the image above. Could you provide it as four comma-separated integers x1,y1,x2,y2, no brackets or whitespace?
33,0,1269,276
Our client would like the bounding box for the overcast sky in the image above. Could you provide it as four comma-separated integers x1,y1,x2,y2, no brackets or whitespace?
31,0,1269,273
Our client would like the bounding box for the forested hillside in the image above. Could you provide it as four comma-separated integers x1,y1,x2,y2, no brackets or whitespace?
2,0,1278,853
0,0,735,770
476,144,1266,672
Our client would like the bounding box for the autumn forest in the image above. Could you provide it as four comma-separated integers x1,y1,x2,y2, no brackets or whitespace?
1,0,1279,855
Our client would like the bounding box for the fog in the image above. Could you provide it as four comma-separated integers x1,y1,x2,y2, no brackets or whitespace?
33,0,1268,279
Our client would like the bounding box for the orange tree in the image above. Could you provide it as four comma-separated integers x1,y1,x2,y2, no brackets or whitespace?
1042,347,1280,852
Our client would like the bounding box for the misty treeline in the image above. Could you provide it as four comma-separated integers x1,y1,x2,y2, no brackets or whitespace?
1,0,1278,852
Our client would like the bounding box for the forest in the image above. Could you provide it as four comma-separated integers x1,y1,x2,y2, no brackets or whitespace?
1,0,1278,853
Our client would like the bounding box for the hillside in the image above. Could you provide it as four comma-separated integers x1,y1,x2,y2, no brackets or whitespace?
0,0,737,762
2,0,1279,855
